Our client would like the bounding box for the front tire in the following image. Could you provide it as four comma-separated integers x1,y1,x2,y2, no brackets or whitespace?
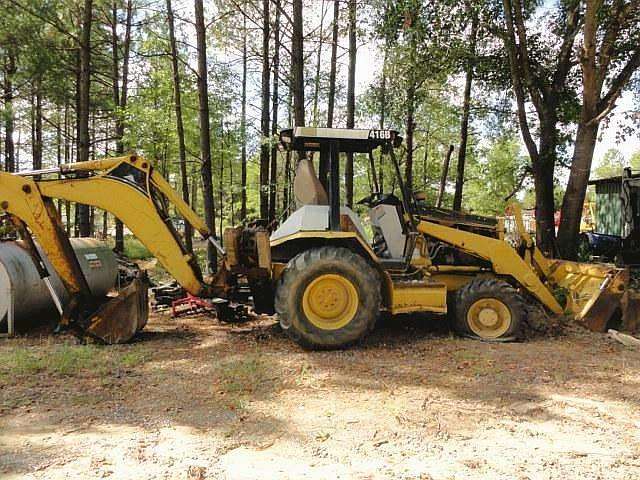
275,246,380,349
453,277,526,341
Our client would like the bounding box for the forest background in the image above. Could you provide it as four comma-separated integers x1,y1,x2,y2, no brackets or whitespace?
1,0,639,260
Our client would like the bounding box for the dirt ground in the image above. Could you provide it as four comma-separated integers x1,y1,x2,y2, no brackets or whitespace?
1,312,639,480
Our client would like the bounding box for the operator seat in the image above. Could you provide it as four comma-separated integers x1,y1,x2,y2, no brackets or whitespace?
294,158,329,207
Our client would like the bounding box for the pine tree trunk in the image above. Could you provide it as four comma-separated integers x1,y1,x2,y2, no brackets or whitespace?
269,0,280,223
283,92,293,210
64,101,71,234
326,0,339,128
76,0,93,237
117,0,132,251
30,92,36,170
194,0,217,270
422,135,429,187
312,0,326,126
345,0,356,207
240,15,248,221
112,0,133,252
191,166,198,215
33,79,43,170
3,50,16,172
436,145,454,208
291,0,305,128
378,50,387,192
259,0,271,220
56,107,63,215
404,82,416,192
452,13,478,212
320,0,339,188
219,120,225,239
167,0,192,252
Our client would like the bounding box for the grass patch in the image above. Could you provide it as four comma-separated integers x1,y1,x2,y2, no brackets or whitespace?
106,234,152,260
123,236,152,260
216,354,281,409
0,348,43,375
0,342,150,379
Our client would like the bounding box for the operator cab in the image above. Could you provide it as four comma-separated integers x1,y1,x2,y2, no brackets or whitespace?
272,127,416,270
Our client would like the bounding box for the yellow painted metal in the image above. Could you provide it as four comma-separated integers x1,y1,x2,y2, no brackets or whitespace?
270,230,378,261
408,236,431,267
496,217,505,240
510,203,626,327
511,203,552,277
150,169,210,237
428,272,476,291
417,219,564,314
0,173,90,298
64,155,211,237
389,281,447,315
60,157,122,173
466,297,512,338
546,259,626,321
428,265,483,273
255,230,272,271
302,273,359,330
59,155,212,239
0,155,209,297
271,262,287,280
39,176,205,296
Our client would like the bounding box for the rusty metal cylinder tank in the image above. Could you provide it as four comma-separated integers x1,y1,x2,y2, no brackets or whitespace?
0,238,118,325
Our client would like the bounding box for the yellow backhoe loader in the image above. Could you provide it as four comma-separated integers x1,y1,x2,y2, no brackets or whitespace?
0,127,628,347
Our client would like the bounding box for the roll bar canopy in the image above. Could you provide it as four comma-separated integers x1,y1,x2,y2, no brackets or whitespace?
279,127,402,153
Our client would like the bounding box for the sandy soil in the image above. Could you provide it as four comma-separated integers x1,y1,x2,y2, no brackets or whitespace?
1,312,639,479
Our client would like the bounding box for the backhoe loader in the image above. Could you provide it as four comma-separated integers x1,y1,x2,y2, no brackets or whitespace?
0,127,628,347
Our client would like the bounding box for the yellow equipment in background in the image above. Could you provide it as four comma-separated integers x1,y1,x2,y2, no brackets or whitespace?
0,128,629,347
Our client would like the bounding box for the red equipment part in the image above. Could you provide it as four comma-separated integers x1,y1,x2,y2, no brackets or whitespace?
171,294,216,318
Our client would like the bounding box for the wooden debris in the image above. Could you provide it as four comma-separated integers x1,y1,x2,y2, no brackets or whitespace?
608,329,640,348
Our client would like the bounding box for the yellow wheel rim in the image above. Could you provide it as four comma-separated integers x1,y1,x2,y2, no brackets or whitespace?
466,298,512,339
302,274,359,330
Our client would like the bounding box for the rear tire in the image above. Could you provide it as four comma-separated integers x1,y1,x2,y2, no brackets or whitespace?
275,246,380,349
453,277,526,341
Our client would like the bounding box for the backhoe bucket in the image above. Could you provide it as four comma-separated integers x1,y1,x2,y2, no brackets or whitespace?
81,275,149,344
547,260,628,332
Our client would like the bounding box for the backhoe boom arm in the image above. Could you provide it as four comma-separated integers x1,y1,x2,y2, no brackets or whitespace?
0,155,213,300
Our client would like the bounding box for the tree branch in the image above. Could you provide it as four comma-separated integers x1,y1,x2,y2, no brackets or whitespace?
553,1,582,92
501,0,539,161
591,47,640,126
597,0,634,89
4,0,78,42
512,0,545,114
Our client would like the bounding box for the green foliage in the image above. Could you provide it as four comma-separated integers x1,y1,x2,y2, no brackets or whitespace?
123,236,152,260
3,0,636,266
522,182,566,211
594,148,625,179
593,148,640,179
463,133,529,215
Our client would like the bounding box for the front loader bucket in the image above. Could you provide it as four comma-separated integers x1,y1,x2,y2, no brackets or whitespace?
81,275,150,344
547,260,628,332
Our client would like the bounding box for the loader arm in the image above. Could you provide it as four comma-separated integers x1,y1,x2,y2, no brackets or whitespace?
417,211,628,329
0,155,213,300
416,219,564,314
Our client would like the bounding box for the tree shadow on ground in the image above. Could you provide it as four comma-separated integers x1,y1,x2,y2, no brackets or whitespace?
1,311,639,477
